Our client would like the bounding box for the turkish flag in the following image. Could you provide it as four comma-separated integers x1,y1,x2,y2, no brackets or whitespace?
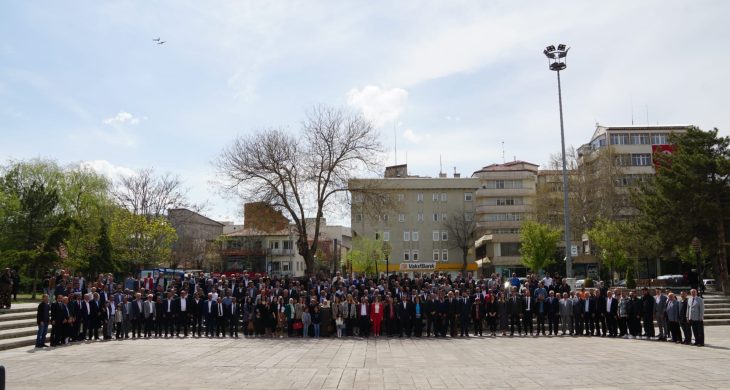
652,144,676,170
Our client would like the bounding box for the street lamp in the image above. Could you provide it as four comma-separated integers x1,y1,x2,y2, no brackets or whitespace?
382,241,392,280
544,43,573,278
691,237,702,275
372,249,379,279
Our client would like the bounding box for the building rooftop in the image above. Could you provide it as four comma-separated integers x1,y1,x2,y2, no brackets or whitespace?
472,160,539,175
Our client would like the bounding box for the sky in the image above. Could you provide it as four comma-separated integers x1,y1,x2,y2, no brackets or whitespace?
2,1,729,225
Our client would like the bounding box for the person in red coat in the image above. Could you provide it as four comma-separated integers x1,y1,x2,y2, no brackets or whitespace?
370,295,385,337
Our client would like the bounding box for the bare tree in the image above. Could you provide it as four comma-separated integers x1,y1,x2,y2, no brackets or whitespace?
217,105,383,275
113,168,196,219
443,214,477,273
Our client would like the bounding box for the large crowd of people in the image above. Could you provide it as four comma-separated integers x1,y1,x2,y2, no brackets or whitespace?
34,270,706,349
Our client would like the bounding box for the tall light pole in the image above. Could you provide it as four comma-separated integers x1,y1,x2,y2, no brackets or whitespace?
544,44,573,278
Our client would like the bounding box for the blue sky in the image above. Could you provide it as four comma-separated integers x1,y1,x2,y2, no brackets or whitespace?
2,1,729,224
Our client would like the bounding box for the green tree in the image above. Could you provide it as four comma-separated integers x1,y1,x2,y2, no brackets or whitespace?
519,221,562,274
347,236,383,276
109,209,178,269
587,218,629,286
89,218,114,274
634,127,730,294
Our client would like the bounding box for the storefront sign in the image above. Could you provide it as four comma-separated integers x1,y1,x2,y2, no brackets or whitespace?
400,262,436,270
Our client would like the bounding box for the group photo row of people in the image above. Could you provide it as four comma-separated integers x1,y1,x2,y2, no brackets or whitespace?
35,270,706,349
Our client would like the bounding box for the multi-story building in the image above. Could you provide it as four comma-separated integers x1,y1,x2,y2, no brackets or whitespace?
577,124,690,186
472,161,539,277
168,208,225,269
349,164,479,276
221,226,304,276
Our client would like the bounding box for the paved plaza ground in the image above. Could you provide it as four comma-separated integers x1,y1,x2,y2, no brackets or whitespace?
1,327,729,390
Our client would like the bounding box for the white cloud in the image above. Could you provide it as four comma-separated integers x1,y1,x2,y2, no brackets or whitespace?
347,85,408,127
103,111,140,125
79,159,135,179
403,128,427,144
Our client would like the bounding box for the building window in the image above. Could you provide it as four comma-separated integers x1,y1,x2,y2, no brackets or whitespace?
501,242,522,257
383,231,390,241
403,231,410,241
486,180,522,189
433,213,439,222
631,153,651,166
433,231,440,241
417,193,424,203
382,214,389,222
440,193,447,202
614,154,632,166
355,214,363,223
441,213,448,222
283,263,289,272
441,249,448,262
651,133,669,145
283,240,293,250
496,197,523,206
631,133,651,145
403,251,410,261
412,231,419,242
417,212,424,222
433,250,440,261
399,214,405,222
485,213,523,222
397,193,404,202
464,192,473,202
432,193,439,202
464,212,474,222
412,250,419,262
490,228,520,235
375,232,380,240
610,133,630,145
441,231,448,241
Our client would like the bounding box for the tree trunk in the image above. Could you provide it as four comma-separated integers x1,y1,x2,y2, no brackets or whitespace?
31,266,38,300
461,249,468,275
716,218,730,296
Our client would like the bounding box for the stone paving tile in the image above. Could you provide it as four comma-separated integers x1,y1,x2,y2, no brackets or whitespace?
1,327,729,389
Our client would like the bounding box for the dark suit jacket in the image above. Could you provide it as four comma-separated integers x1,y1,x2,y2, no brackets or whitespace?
508,296,523,316
595,296,607,317
396,301,413,321
37,302,50,324
162,298,177,317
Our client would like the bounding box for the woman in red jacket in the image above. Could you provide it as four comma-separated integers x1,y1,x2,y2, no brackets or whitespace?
370,295,385,337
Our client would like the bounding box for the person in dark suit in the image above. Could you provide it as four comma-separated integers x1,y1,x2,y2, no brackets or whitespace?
436,294,448,337
130,293,144,338
508,288,523,336
604,290,619,337
90,293,102,340
628,291,642,338
50,294,67,346
595,289,607,337
445,292,458,337
162,291,177,337
522,289,534,336
175,290,191,337
216,297,227,337
396,294,412,337
535,290,548,336
547,291,560,335
572,294,583,336
203,293,217,337
424,294,436,337
458,292,471,337
470,296,484,336
36,294,50,348
143,294,156,338
640,287,655,339
664,293,681,343
678,291,691,344
582,291,596,336
190,292,203,337
228,297,240,337
154,296,164,338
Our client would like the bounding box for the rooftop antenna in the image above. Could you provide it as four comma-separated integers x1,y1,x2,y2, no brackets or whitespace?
393,121,397,165
439,154,443,175
501,141,505,163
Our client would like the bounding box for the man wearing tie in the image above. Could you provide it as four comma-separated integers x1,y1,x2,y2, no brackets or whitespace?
216,297,227,337
397,294,412,338
664,292,681,343
130,293,144,338
176,290,190,337
191,292,203,337
228,296,239,337
508,288,523,337
204,292,216,338
163,291,176,337
687,288,704,346
522,289,534,336
605,290,618,337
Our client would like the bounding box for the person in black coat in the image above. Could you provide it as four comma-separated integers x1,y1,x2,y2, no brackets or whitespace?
547,291,560,336
162,291,177,337
445,292,459,337
628,291,642,338
90,294,102,340
458,292,471,337
50,294,68,346
436,295,448,337
36,294,50,348
396,294,412,337
640,287,655,338
605,290,619,337
508,289,523,336
595,290,607,337
190,292,203,337
582,292,596,336
155,296,165,338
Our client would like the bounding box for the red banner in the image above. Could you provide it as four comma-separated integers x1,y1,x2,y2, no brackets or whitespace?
652,144,676,170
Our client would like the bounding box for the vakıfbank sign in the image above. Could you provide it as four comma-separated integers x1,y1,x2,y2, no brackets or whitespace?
399,262,436,271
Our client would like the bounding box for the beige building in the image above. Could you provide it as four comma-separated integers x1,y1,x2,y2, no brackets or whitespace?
578,124,690,183
349,164,479,276
472,161,539,277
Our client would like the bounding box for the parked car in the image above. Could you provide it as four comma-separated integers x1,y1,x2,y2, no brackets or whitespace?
704,279,716,290
575,279,602,289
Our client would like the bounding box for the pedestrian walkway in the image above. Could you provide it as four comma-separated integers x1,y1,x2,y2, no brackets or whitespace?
1,326,729,389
